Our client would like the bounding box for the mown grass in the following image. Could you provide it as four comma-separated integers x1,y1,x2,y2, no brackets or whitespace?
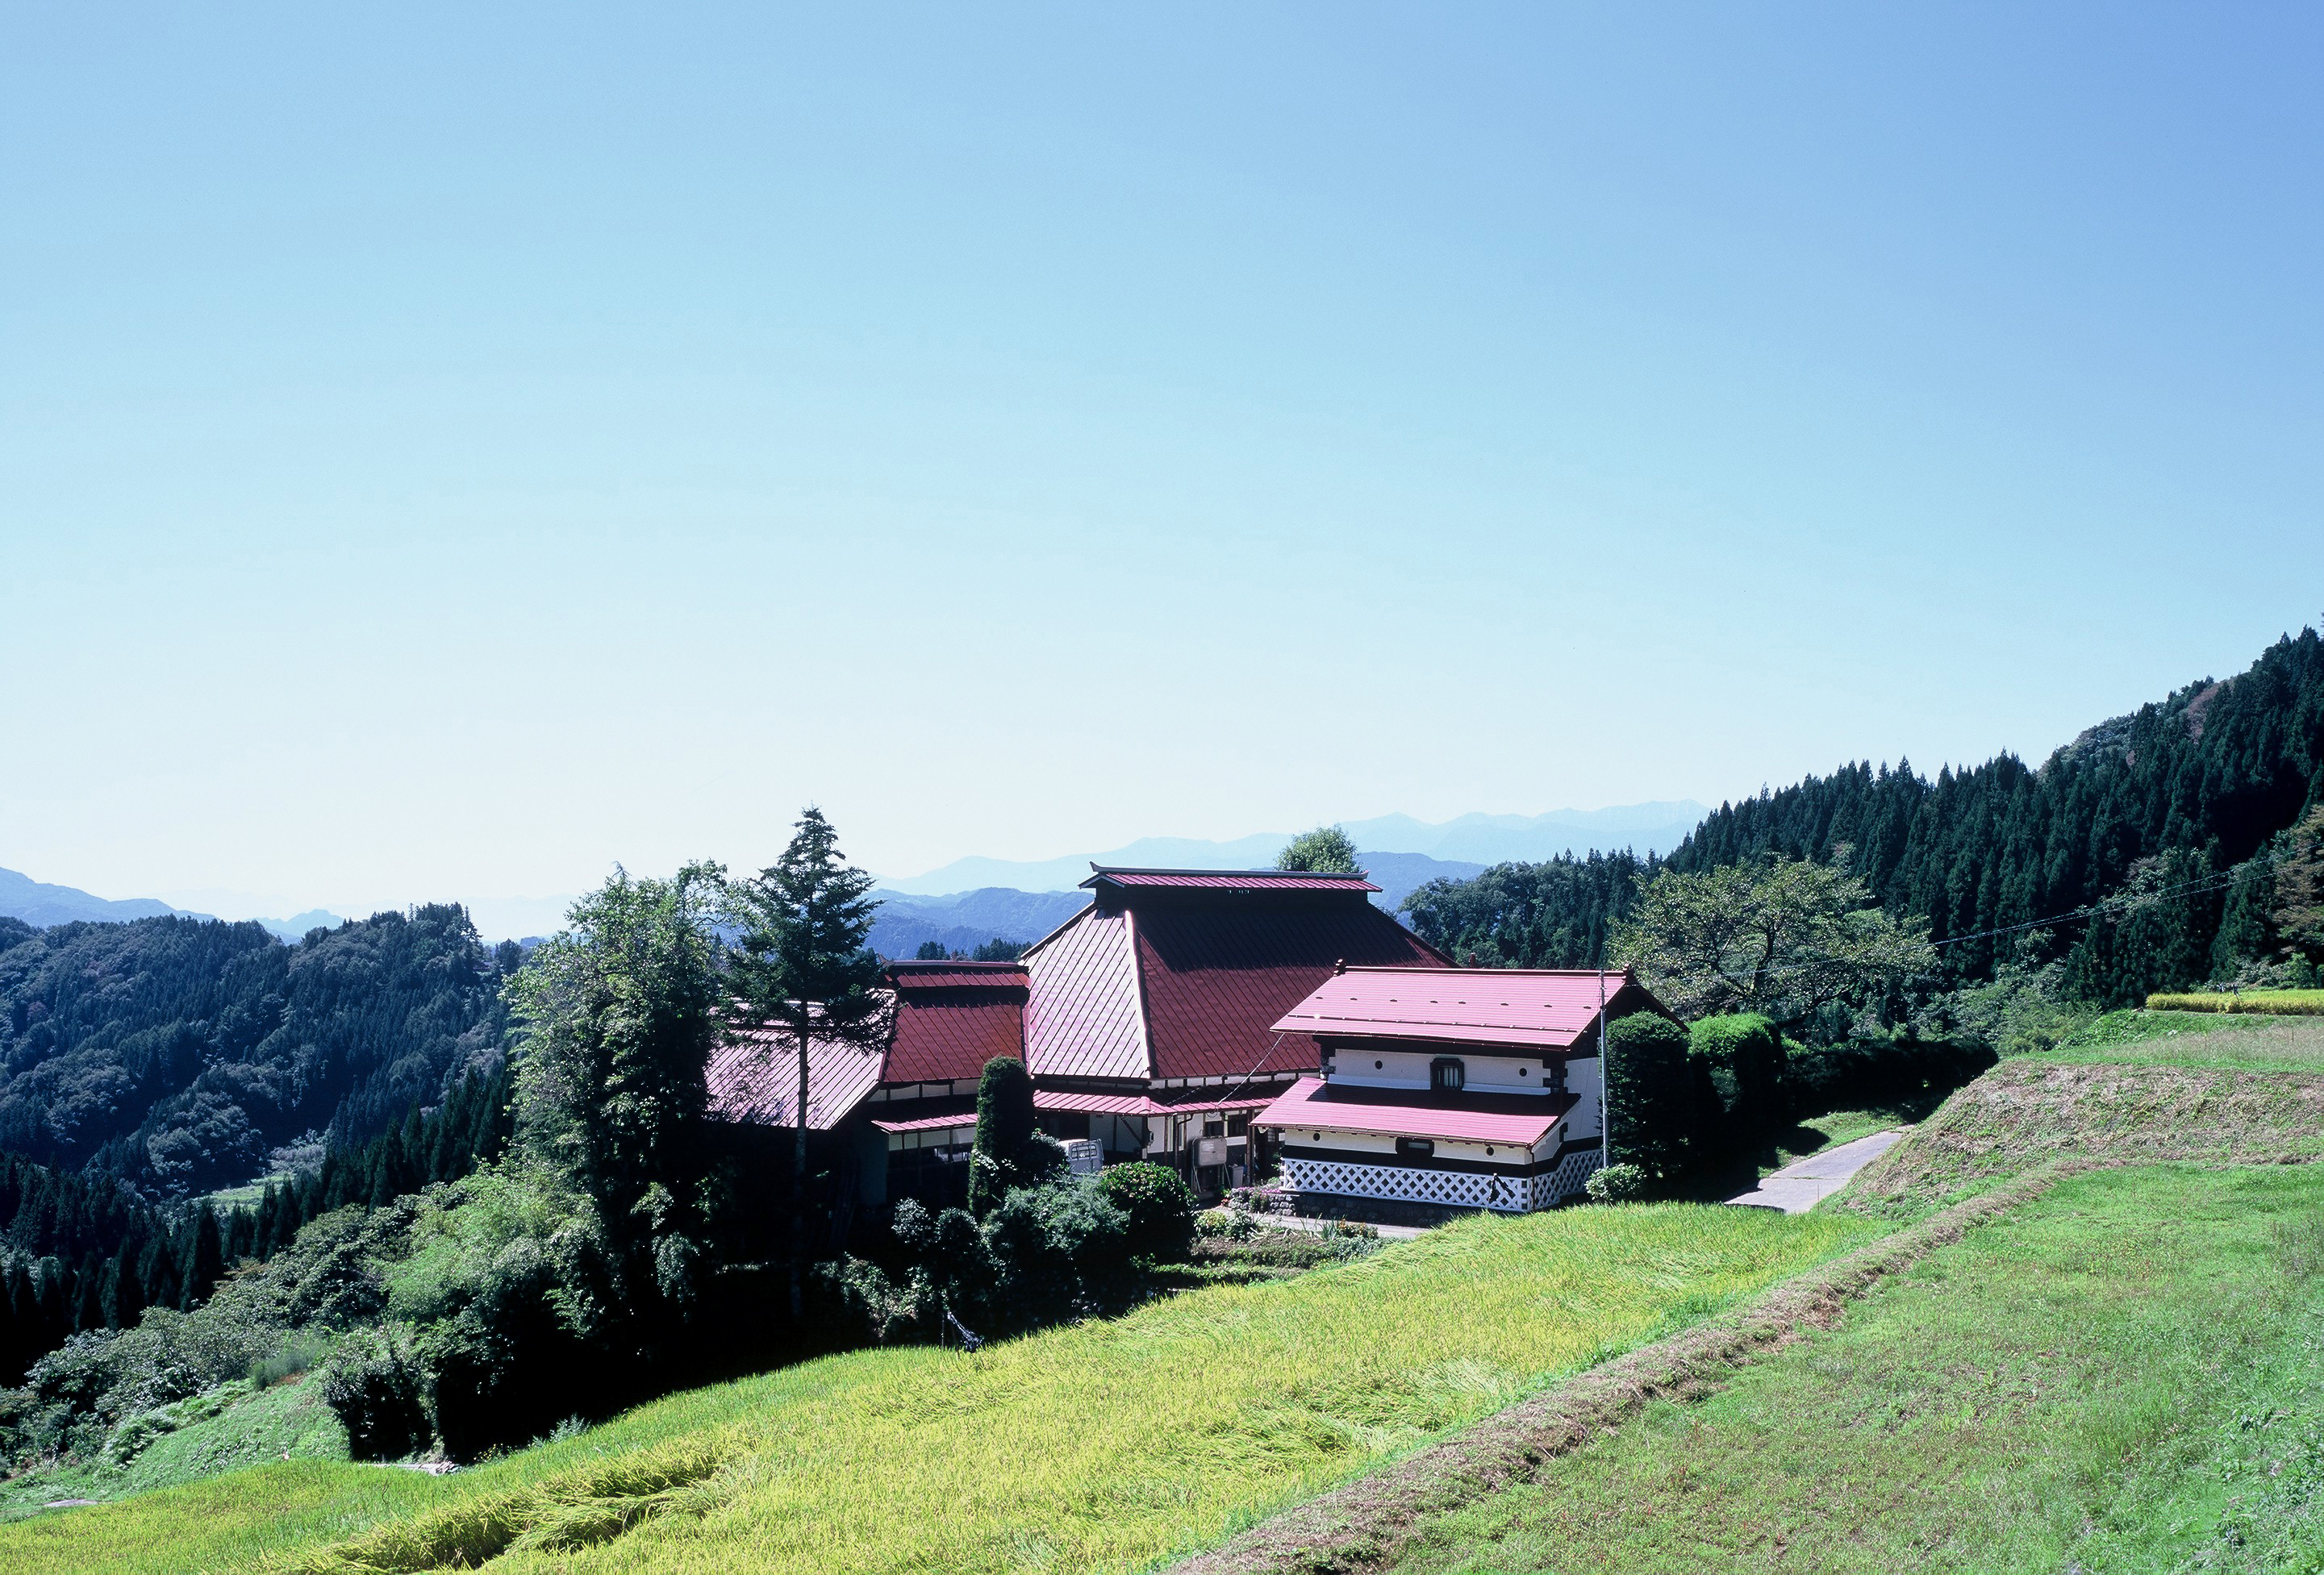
1381,1163,2324,1574
2047,1006,2324,1073
0,1204,1882,1575
1842,1012,2324,1215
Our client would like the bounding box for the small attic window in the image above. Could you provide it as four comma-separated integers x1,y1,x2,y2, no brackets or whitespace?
1430,1057,1465,1093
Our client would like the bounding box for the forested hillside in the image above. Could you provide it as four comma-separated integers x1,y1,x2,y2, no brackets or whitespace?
1407,628,2324,1017
0,908,516,1198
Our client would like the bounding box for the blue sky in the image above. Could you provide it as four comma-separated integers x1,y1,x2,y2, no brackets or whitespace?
5,4,2319,927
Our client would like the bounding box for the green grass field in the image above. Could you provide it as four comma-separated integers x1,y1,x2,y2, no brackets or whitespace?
1381,1163,2324,1574
0,1371,349,1524
0,1205,1881,1575
2047,1006,2324,1073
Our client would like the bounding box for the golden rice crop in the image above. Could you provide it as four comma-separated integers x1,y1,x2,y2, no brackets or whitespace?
2,1203,1877,1575
2146,990,2324,1015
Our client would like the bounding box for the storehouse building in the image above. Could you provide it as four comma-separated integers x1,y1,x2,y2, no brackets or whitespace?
1252,965,1671,1213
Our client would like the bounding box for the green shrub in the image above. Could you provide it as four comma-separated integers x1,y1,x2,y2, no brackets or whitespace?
1195,1208,1256,1241
1093,1163,1197,1264
1604,1013,1692,1181
1585,1163,1649,1203
982,1183,1134,1329
320,1325,432,1460
970,1058,1066,1216
1689,1013,1788,1158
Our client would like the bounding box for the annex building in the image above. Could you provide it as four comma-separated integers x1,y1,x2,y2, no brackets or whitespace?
1253,965,1669,1212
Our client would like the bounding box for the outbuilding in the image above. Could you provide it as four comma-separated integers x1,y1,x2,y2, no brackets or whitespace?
1252,965,1671,1213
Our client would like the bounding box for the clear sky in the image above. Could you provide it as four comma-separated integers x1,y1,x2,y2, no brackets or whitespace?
5,4,2319,927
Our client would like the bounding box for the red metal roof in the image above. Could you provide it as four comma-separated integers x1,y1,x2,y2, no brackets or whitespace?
1270,967,1655,1051
887,960,1031,991
882,965,1028,1085
1133,900,1448,1079
1084,867,1381,894
1252,1076,1579,1146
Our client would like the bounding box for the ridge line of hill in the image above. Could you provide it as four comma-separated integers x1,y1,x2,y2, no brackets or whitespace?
1170,1165,2068,1575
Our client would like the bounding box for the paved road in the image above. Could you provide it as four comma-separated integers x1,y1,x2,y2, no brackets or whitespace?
1721,1127,1905,1213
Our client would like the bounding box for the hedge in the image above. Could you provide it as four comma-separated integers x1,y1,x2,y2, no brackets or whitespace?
2145,990,2324,1015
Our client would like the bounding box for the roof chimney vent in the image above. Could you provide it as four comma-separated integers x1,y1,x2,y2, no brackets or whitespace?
1333,958,1346,975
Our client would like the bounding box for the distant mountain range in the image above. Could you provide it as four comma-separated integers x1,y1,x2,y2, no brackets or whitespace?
876,802,1708,896
0,869,341,942
3,802,1707,954
866,851,1496,959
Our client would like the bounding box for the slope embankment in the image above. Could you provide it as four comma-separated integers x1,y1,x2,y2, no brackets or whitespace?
1842,1015,2324,1214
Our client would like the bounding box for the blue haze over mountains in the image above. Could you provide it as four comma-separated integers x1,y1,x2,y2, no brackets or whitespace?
864,803,1708,960
1,802,1708,954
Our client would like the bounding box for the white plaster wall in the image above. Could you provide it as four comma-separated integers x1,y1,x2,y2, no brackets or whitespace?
1564,1055,1604,1140
1324,1047,1556,1094
1277,1125,1546,1165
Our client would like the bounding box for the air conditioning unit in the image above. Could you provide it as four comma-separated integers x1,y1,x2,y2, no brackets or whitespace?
1062,1138,1104,1177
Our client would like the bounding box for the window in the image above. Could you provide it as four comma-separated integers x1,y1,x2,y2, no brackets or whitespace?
1396,1136,1435,1160
1430,1057,1466,1093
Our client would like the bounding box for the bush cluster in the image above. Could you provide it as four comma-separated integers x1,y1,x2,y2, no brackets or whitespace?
825,1163,1197,1348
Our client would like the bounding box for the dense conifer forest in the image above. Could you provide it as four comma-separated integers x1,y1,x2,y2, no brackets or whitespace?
0,906,517,1197
1405,627,2324,1017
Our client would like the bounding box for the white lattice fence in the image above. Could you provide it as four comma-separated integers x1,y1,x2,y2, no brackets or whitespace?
1538,1149,1604,1207
1282,1157,1535,1213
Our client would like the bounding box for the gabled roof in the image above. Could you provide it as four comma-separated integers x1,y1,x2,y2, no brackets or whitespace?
1254,1075,1579,1146
1269,966,1657,1052
1083,866,1381,895
883,960,1028,1085
1023,879,1449,1082
707,962,1029,1131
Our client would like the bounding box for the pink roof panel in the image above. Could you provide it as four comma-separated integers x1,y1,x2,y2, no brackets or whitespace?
1022,907,1149,1081
870,1108,983,1135
707,1020,887,1131
1270,968,1650,1051
1252,1076,1578,1146
1034,1087,1287,1118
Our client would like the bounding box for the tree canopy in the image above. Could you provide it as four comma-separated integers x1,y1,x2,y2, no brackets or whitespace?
1609,854,1936,1029
1275,826,1362,876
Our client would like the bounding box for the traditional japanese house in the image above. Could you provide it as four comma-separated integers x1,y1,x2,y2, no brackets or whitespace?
705,959,1028,1210
1020,866,1450,1194
1251,965,1672,1213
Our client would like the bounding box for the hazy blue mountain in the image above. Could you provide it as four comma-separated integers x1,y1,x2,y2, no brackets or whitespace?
869,887,1092,960
878,803,1709,894
869,852,1488,957
0,867,189,927
257,909,346,941
1355,851,1488,911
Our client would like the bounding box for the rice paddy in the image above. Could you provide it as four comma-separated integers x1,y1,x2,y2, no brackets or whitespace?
0,1202,1880,1575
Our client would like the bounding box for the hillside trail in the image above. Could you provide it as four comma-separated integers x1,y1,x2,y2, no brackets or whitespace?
1719,1127,1905,1213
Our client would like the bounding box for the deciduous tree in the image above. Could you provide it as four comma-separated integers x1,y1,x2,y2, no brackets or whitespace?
1610,853,1934,1029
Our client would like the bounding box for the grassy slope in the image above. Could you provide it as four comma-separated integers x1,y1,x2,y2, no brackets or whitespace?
1841,1010,2324,1215
1382,1163,2324,1574
0,1206,1881,1575
0,1371,351,1523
